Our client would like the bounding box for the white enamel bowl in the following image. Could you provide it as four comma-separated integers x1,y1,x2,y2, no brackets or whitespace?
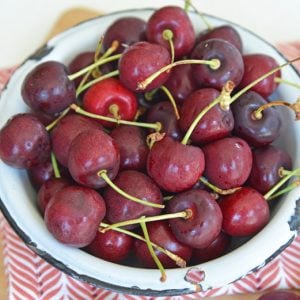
0,8,299,297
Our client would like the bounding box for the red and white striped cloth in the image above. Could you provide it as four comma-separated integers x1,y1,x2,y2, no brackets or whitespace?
0,42,299,300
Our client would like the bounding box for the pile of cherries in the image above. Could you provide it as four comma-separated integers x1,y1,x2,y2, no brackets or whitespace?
0,3,299,280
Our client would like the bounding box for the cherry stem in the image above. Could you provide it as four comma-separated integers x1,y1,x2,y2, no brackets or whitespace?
163,195,174,201
70,104,162,131
68,53,121,81
144,88,158,101
146,132,166,149
163,29,175,63
137,58,221,91
108,104,120,120
199,176,241,195
274,77,300,89
100,222,186,267
101,210,191,233
181,81,234,145
45,107,70,131
267,180,300,200
229,56,300,105
160,85,180,119
140,218,167,282
50,152,61,179
76,70,119,97
264,167,300,200
279,167,300,177
98,170,165,209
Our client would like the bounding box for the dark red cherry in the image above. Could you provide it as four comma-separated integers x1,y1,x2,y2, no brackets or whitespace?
145,101,183,141
28,160,54,190
146,6,195,59
164,64,198,105
103,17,146,54
147,136,205,193
118,41,171,92
0,113,51,169
248,145,292,194
68,129,120,189
219,187,270,236
202,137,252,189
191,231,230,263
37,178,71,215
133,221,192,268
239,54,280,98
44,185,106,247
85,229,133,263
197,25,243,53
231,91,282,147
110,125,149,171
179,88,234,144
258,291,300,300
191,38,244,90
21,61,76,115
82,78,138,128
167,189,223,249
104,170,163,229
51,114,102,167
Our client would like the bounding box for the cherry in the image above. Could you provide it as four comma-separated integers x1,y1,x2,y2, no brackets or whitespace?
133,221,192,268
145,101,183,141
219,187,270,236
82,78,138,128
37,178,71,215
248,145,292,194
51,114,102,167
68,51,94,87
85,229,133,263
167,189,223,249
147,136,205,193
239,54,281,98
197,25,243,53
191,231,231,263
110,125,149,171
163,64,198,105
44,185,106,247
103,17,147,54
0,113,51,169
231,91,281,147
202,137,252,189
179,88,234,144
21,61,76,115
258,290,300,300
146,6,195,59
68,128,120,189
118,41,171,92
191,38,244,90
104,170,163,229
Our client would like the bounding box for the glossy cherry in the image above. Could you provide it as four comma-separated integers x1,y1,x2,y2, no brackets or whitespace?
167,189,223,249
44,185,106,247
219,187,270,236
179,88,234,144
118,41,171,92
82,78,138,128
68,128,120,189
21,61,76,115
202,137,252,189
0,113,51,169
258,291,300,300
133,221,192,268
146,6,195,59
147,136,205,193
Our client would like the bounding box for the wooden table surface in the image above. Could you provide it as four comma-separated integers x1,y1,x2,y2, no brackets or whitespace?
0,7,298,300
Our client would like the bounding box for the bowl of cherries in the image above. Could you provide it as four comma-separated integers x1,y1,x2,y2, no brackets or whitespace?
0,2,299,297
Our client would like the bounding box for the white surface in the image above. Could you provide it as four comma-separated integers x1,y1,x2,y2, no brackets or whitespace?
0,0,299,68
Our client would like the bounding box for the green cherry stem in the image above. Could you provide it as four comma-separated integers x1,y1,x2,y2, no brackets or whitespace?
274,77,300,89
160,85,180,119
163,29,175,63
137,58,221,90
50,152,61,179
45,107,70,131
100,222,186,267
279,167,300,177
98,170,165,209
181,81,234,145
199,177,241,195
140,218,167,282
70,104,162,131
267,180,300,200
101,210,192,233
264,167,300,200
